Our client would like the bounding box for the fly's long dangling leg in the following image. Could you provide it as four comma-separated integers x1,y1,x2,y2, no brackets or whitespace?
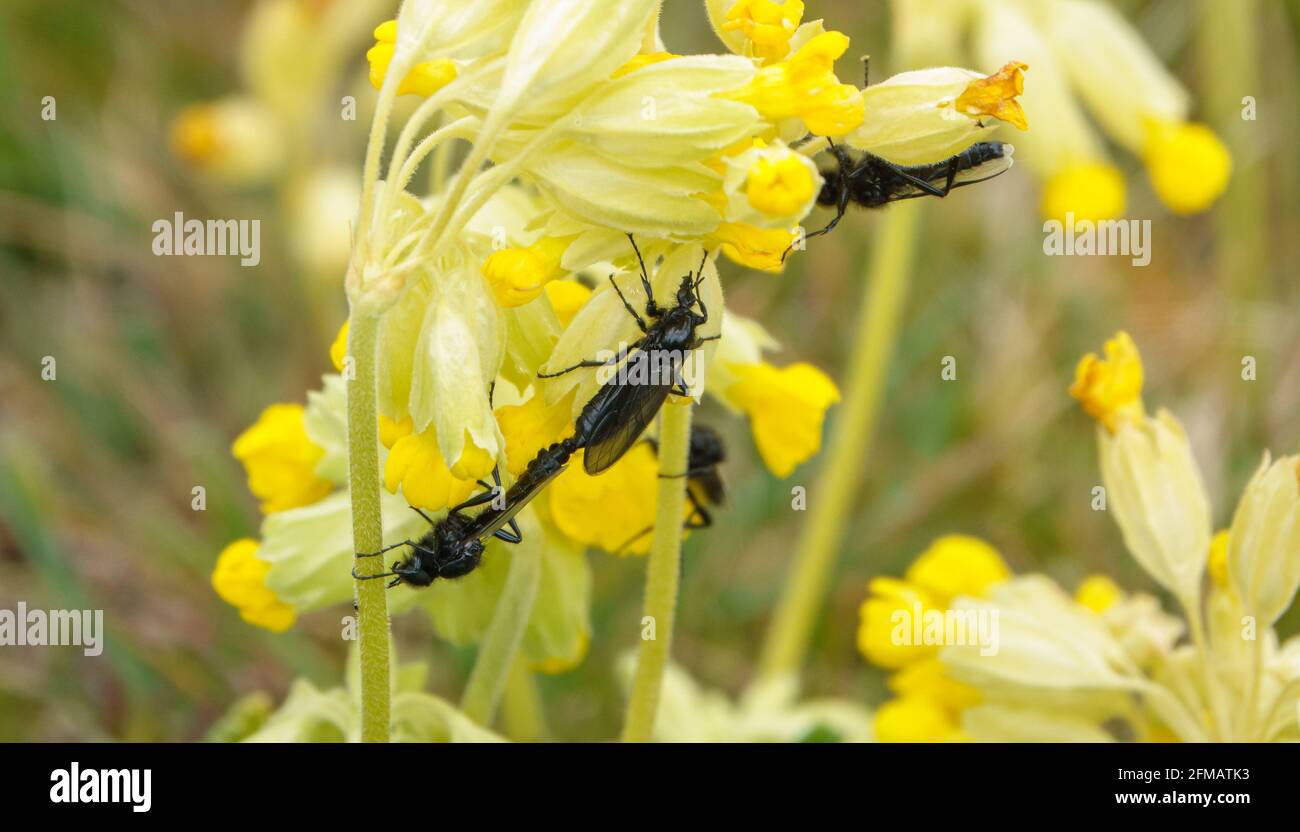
537,338,642,379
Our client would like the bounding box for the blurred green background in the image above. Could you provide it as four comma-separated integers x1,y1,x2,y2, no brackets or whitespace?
1,0,1298,741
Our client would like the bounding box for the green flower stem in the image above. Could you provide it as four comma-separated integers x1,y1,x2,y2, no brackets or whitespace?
501,658,549,743
622,402,694,742
346,311,390,743
1198,0,1265,299
461,539,542,727
1183,599,1225,741
757,202,921,682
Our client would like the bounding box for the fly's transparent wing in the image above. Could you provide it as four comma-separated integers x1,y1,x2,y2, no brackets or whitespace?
582,376,672,474
472,464,567,540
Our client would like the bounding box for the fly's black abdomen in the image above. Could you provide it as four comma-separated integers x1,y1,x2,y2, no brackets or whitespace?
817,175,840,206
961,141,1008,167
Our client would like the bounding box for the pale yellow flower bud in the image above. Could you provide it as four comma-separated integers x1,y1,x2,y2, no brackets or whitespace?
1098,409,1212,606
845,62,1027,165
1226,453,1300,625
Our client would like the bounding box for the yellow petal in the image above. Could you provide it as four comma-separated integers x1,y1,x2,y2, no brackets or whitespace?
231,403,332,513
366,20,458,97
549,445,666,555
710,222,794,273
1075,574,1123,613
856,577,938,669
725,361,840,477
330,320,349,373
212,538,296,633
887,658,981,712
482,236,573,308
384,426,477,511
1041,161,1126,223
496,391,575,478
724,30,864,138
873,696,963,742
904,534,1010,606
378,414,414,450
1207,529,1230,590
953,61,1029,131
721,0,804,62
1143,120,1231,215
612,51,680,78
745,155,816,217
543,280,594,329
1069,331,1145,433
450,431,496,481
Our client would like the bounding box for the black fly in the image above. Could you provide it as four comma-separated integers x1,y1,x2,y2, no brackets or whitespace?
538,236,718,475
354,438,580,588
805,139,1014,244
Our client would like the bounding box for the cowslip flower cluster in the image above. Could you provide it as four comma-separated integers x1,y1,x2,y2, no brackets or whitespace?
892,0,1231,221
858,333,1300,742
211,0,1028,698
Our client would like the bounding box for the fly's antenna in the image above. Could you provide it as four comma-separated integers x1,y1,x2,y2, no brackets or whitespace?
627,233,657,310
693,249,709,292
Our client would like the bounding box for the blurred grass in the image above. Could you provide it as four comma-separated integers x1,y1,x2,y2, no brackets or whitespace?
1,0,1298,740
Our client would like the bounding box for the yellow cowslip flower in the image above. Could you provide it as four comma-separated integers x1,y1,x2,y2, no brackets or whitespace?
1074,336,1211,606
859,535,1009,739
723,31,865,138
543,280,593,329
481,237,574,308
1143,120,1232,216
856,577,939,669
1069,331,1144,433
746,155,816,217
1076,574,1123,613
330,320,349,373
1207,529,1230,590
548,445,662,555
953,61,1028,130
496,391,576,478
212,538,295,633
721,0,804,62
903,534,1011,607
383,422,478,512
715,139,823,229
169,97,285,185
724,361,839,478
232,403,332,514
366,20,458,97
1041,160,1126,223
873,695,965,743
888,657,981,713
709,222,796,272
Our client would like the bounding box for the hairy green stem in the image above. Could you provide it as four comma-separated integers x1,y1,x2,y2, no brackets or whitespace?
622,402,694,742
461,539,542,727
757,203,921,681
501,659,549,743
346,312,390,743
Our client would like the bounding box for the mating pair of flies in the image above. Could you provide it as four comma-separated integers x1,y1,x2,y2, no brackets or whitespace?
358,91,1016,587
357,238,724,587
